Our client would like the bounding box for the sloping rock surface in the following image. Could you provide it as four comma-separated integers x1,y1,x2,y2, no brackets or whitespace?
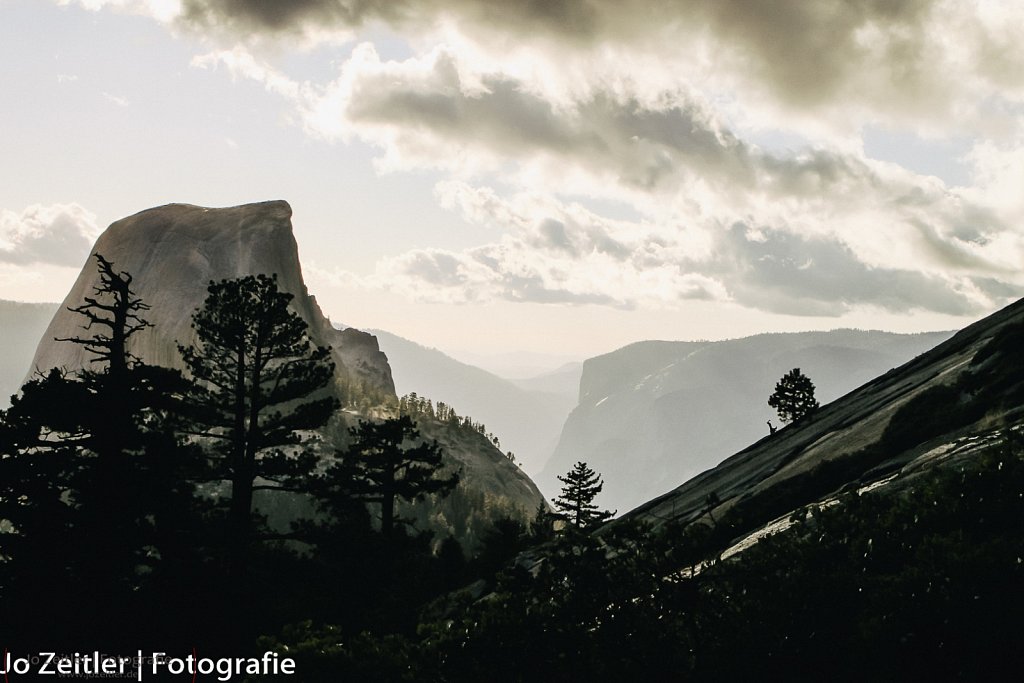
618,298,1024,538
544,330,952,512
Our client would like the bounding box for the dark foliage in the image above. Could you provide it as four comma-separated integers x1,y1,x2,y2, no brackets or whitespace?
177,273,338,577
385,432,1024,682
0,255,202,648
768,367,820,424
323,416,458,539
553,461,615,529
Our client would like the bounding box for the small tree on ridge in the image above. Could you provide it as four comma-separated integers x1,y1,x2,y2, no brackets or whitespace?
553,461,615,530
768,367,820,424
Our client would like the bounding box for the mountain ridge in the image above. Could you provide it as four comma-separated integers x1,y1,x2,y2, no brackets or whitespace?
0,300,59,409
616,296,1024,540
370,328,578,476
544,328,955,512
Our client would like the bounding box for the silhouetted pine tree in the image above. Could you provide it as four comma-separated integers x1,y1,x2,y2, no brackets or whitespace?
553,461,615,529
325,416,458,539
177,273,338,577
0,254,197,646
768,367,820,424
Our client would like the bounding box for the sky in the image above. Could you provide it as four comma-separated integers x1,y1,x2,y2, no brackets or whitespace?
2,0,1024,365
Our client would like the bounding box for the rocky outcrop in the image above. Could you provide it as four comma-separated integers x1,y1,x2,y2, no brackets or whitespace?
28,201,394,397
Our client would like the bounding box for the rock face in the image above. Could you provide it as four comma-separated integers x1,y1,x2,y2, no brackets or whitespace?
615,297,1024,543
542,330,953,512
28,201,394,397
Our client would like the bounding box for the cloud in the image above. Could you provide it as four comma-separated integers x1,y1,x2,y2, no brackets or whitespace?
361,181,1021,316
204,44,828,195
0,204,100,267
76,0,1024,143
102,92,130,107
78,0,1024,318
187,38,1024,317
331,46,753,192
369,186,719,308
712,221,982,316
173,0,1024,136
191,47,304,99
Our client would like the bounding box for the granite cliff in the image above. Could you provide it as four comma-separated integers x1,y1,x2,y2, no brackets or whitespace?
28,201,394,398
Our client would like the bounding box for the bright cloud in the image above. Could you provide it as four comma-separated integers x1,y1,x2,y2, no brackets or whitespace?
367,182,1007,316
0,204,100,268
189,41,1024,316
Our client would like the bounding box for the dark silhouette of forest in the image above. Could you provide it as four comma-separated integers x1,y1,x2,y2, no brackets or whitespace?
2,255,1023,682
0,257,464,652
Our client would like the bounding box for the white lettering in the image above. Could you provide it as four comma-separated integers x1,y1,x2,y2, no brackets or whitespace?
151,652,165,676
37,652,56,675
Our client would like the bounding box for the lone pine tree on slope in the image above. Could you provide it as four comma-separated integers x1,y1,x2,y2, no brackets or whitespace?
553,461,616,530
768,367,820,424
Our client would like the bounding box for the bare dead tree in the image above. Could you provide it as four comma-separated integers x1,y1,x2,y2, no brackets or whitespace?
56,253,151,378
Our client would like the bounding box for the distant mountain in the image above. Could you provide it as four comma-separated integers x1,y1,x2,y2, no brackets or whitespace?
371,329,578,476
0,300,59,408
508,362,583,398
447,348,581,379
616,298,1024,554
542,329,953,512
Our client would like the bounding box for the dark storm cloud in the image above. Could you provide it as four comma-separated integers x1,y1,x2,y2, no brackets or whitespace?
342,51,754,192
180,0,603,38
181,0,392,33
181,0,946,108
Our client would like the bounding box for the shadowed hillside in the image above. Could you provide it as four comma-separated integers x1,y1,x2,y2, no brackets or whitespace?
372,329,578,476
